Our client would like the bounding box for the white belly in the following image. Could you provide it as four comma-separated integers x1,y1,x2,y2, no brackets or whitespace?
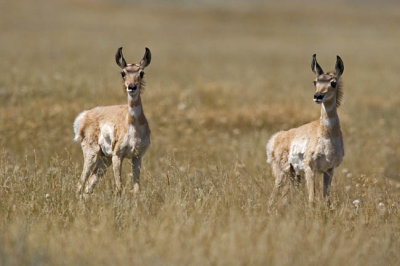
288,138,308,175
98,123,114,156
98,123,150,158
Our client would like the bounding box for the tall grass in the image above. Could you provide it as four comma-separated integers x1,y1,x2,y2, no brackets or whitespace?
0,0,399,265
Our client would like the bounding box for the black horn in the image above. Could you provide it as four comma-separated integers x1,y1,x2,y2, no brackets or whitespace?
115,47,127,69
335,55,344,77
140,47,151,68
311,54,324,76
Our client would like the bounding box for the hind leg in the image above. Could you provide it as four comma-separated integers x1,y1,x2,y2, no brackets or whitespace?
76,143,100,196
83,156,111,196
268,164,289,208
289,164,301,188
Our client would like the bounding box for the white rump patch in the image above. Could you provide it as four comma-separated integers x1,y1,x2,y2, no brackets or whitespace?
73,110,87,142
288,138,308,173
266,133,278,164
98,123,114,156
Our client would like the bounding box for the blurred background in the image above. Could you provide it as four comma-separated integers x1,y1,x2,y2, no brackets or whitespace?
0,0,399,265
1,0,399,178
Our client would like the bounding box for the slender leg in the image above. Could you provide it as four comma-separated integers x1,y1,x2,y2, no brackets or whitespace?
83,156,111,195
132,156,142,193
323,168,334,198
76,144,99,196
305,167,315,204
268,164,287,208
112,155,123,195
289,164,301,188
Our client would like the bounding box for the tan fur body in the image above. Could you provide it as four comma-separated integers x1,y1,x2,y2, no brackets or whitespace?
74,47,151,198
74,103,150,159
267,55,345,204
267,106,343,175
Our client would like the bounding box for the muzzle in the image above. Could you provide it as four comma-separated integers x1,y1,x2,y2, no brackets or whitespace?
127,84,137,92
313,92,325,103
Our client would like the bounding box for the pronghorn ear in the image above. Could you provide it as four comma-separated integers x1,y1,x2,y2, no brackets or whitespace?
335,55,344,78
115,47,127,69
311,54,324,76
140,47,151,68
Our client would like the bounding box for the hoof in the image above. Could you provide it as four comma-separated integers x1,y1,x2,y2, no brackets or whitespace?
76,185,83,197
130,183,140,194
81,192,91,201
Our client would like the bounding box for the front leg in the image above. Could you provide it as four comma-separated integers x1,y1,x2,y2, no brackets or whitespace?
112,155,123,196
305,166,316,204
323,168,334,198
132,156,142,193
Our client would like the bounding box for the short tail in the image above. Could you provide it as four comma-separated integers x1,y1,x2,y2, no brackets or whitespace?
266,133,278,164
73,110,87,142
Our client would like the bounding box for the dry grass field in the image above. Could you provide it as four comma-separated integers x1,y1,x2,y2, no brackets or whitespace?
1,0,400,265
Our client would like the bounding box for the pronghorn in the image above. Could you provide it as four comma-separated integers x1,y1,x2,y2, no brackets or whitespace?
74,47,151,198
266,54,344,205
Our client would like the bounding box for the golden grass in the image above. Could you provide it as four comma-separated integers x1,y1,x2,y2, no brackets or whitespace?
1,0,400,265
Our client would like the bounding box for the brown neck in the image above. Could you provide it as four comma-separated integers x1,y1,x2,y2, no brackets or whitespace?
127,93,146,125
320,97,341,138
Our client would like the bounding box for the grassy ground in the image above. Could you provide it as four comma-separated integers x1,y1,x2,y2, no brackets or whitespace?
0,0,400,265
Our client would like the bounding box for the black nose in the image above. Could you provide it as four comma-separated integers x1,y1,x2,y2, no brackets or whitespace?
314,92,324,101
128,84,137,91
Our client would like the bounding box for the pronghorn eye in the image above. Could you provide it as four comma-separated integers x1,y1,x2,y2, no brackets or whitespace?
139,71,144,78
331,81,337,88
313,81,317,86
121,72,126,78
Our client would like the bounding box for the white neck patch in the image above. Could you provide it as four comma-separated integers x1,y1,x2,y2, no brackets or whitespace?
128,93,139,102
129,105,142,118
322,102,335,112
323,116,338,129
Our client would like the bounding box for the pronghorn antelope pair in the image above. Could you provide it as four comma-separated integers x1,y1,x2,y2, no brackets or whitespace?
73,48,345,205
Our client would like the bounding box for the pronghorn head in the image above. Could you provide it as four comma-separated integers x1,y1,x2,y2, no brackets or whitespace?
311,54,344,106
115,47,151,96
